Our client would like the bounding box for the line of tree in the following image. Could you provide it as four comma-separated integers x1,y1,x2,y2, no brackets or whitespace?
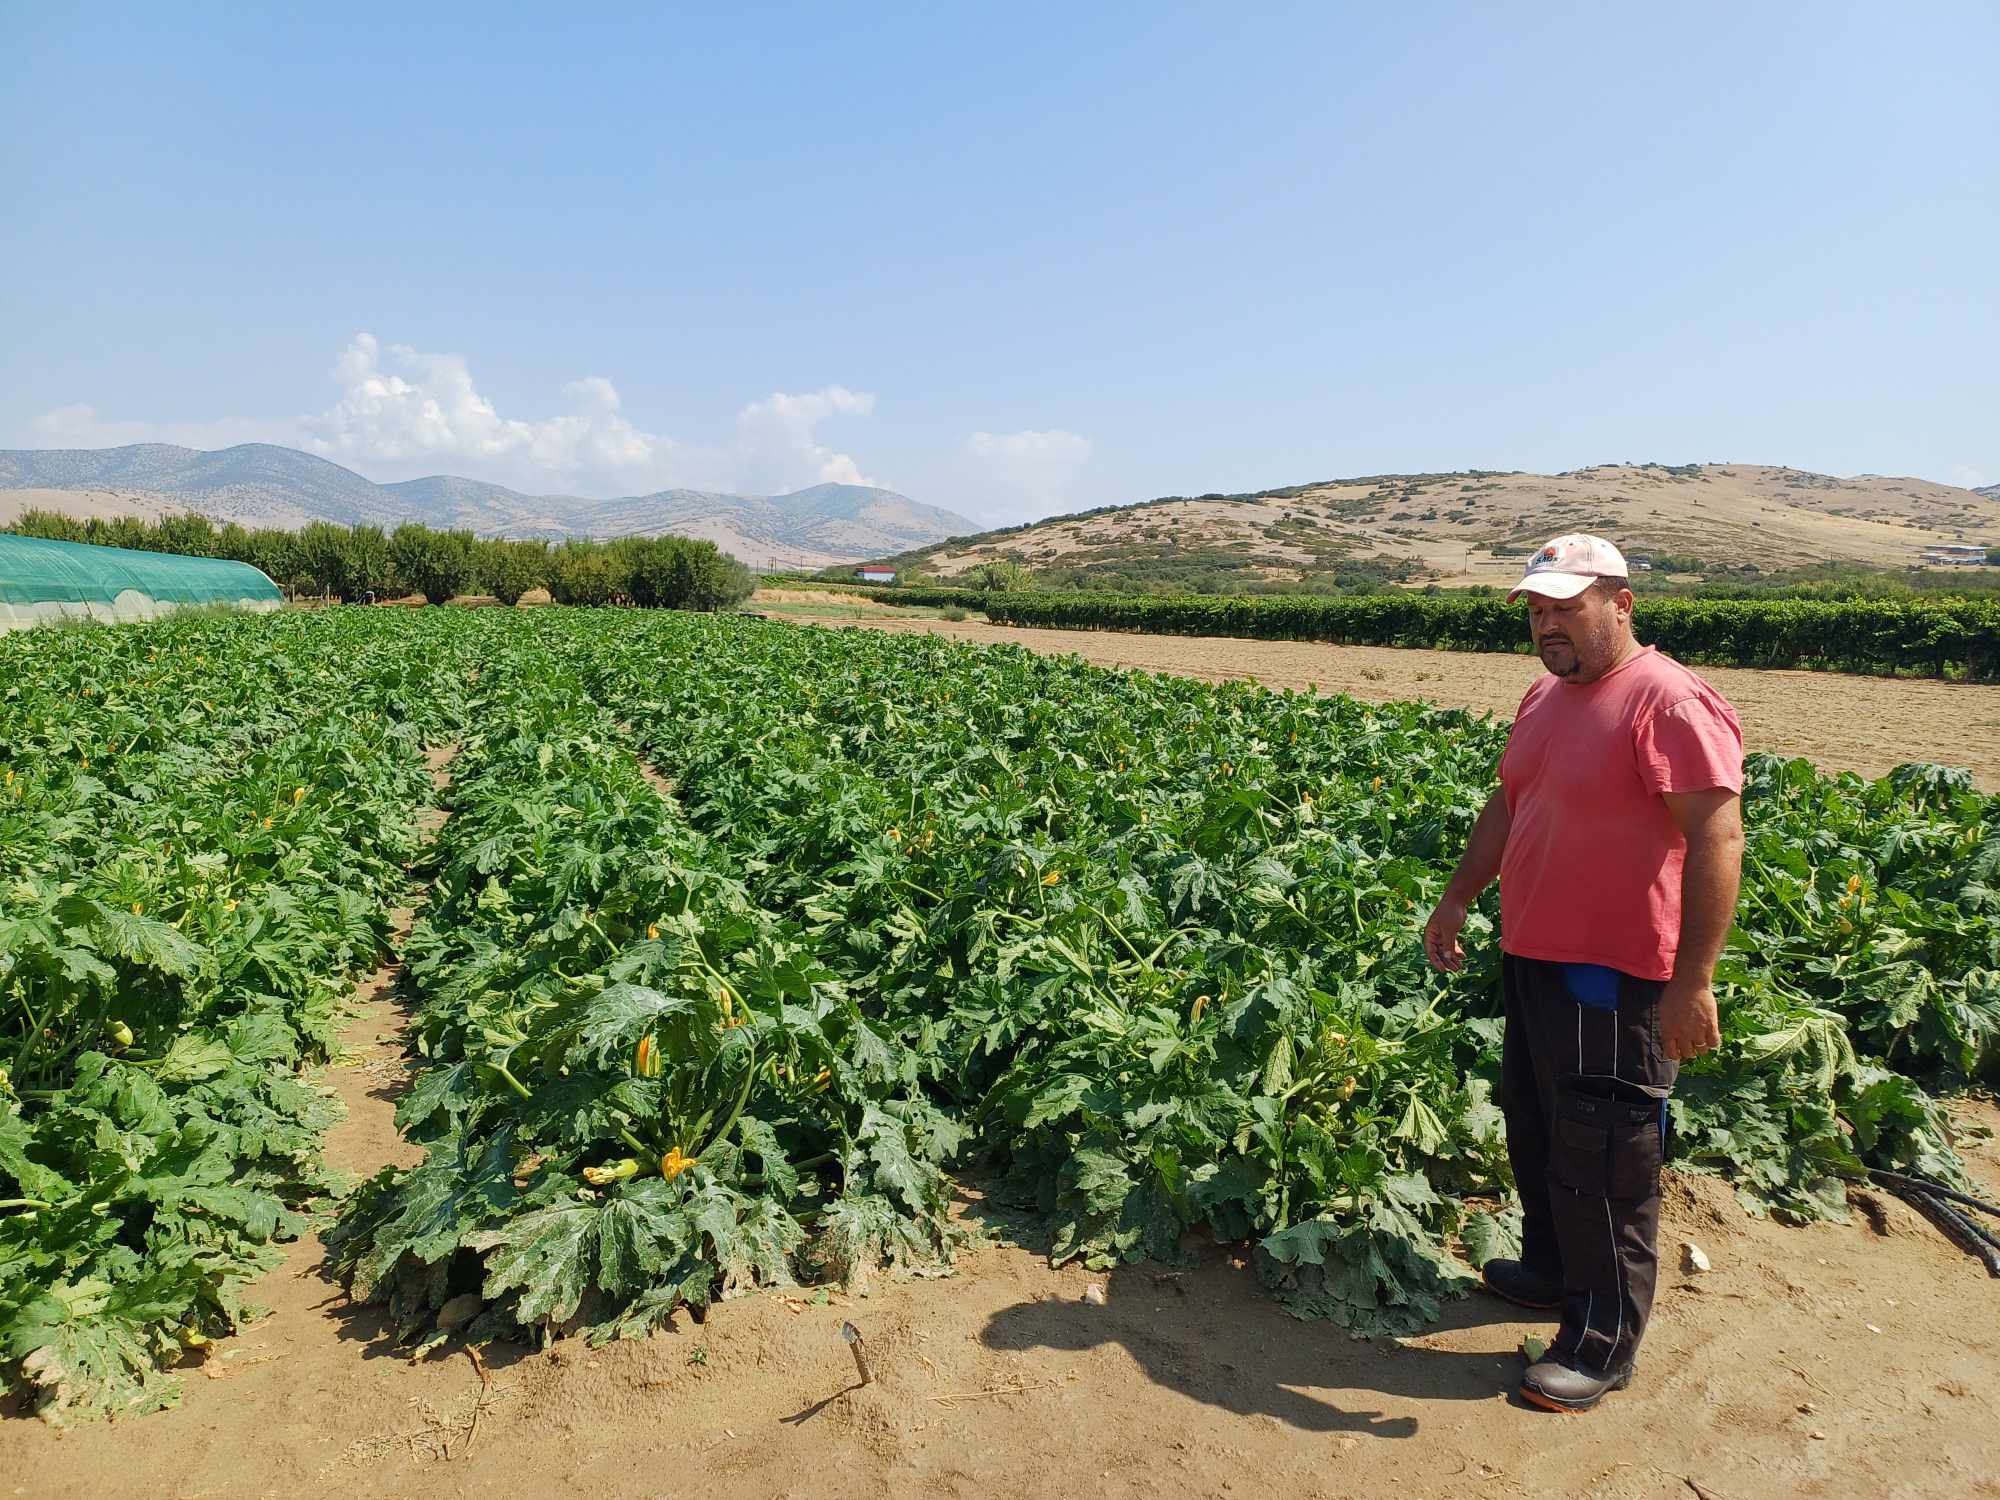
4,510,755,611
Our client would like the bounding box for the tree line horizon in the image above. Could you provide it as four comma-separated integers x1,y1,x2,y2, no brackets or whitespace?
4,509,756,611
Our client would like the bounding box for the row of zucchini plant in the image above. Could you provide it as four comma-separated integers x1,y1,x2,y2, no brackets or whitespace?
0,612,473,1421
327,631,965,1348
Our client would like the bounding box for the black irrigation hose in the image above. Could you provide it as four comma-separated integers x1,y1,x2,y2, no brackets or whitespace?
1901,1189,2000,1279
1867,1168,2000,1220
1953,1205,2000,1259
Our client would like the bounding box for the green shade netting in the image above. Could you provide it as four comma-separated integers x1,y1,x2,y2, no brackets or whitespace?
0,534,282,630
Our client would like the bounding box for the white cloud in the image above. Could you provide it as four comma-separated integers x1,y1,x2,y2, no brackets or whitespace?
967,428,1093,521
734,386,878,493
22,337,894,500
1949,464,1992,492
299,333,685,492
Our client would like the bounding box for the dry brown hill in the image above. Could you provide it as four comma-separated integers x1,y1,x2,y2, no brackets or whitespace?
897,464,2000,587
0,487,199,529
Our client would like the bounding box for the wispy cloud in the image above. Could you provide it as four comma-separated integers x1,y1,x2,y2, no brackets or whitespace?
967,427,1092,520
1949,464,1992,492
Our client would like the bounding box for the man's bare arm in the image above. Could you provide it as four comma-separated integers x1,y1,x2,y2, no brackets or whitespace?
1423,789,1511,973
1657,787,1744,1059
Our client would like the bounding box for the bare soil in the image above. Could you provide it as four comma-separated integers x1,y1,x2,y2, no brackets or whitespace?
0,487,194,528
753,588,904,610
8,696,2000,1500
8,1120,1998,1500
781,607,2000,788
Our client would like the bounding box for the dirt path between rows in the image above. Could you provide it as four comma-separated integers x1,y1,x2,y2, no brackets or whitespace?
779,610,2000,789
10,739,2000,1499
11,1126,1998,1500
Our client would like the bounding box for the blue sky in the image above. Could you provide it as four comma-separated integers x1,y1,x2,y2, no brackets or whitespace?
3,3,1994,523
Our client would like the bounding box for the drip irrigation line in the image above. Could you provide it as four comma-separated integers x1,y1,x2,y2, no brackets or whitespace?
1933,1195,2000,1257
1866,1169,2000,1220
1888,1184,2000,1279
1916,1193,2000,1278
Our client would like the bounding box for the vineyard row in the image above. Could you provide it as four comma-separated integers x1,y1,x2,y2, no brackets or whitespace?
866,588,2000,679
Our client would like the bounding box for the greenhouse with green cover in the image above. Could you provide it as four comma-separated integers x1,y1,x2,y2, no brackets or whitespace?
0,533,284,631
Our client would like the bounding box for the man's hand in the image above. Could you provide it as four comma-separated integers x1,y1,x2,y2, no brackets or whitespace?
1659,978,1721,1060
1659,787,1741,1062
1423,896,1469,973
1424,790,1509,975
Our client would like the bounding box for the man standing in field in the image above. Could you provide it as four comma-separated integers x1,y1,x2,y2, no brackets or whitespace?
1422,534,1745,1413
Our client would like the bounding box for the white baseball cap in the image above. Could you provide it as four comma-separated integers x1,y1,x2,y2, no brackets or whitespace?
1507,533,1629,602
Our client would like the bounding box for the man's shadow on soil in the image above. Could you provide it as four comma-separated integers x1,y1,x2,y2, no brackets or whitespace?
978,1261,1539,1438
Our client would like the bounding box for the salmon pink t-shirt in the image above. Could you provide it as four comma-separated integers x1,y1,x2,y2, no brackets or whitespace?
1497,646,1744,981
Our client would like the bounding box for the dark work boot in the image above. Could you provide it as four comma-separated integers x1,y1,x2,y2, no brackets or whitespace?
1480,1258,1562,1311
1521,1353,1635,1413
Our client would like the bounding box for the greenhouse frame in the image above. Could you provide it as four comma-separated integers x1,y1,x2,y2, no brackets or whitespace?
0,533,284,632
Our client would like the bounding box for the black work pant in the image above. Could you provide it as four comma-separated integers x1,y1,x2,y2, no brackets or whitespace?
1500,954,1677,1373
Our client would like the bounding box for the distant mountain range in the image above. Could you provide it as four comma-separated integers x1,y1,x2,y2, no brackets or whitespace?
0,443,979,570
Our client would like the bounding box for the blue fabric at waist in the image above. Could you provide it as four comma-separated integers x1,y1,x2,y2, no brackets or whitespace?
1562,962,1623,1010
